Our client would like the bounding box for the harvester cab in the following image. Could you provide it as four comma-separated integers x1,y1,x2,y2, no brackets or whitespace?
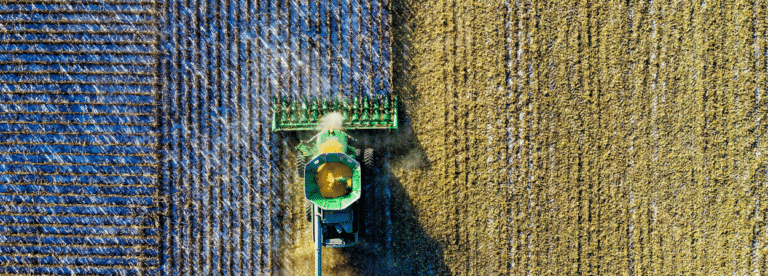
272,95,397,276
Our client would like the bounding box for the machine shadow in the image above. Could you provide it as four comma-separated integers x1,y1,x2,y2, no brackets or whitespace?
332,1,450,274
337,120,448,275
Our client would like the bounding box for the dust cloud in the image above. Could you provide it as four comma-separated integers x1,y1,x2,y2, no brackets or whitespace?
319,112,345,132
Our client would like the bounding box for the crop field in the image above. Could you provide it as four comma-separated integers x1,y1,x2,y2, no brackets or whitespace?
285,0,768,275
0,0,765,275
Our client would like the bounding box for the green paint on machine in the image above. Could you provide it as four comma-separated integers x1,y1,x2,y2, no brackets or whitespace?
271,95,398,132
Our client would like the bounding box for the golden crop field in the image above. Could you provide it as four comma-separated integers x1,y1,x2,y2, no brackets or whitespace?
281,0,768,275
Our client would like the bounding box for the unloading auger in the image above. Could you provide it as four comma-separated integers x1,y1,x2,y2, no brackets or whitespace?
272,95,397,276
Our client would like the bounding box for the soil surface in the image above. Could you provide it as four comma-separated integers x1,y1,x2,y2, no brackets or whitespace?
281,0,768,275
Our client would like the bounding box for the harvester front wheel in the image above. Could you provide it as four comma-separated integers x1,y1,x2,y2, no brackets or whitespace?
361,148,374,234
363,148,374,174
296,154,305,178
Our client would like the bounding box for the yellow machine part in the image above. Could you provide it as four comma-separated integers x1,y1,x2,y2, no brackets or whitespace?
319,139,343,154
316,162,352,198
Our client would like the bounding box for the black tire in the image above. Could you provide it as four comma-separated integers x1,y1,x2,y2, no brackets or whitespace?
361,148,374,234
296,154,305,178
363,148,374,175
305,199,312,222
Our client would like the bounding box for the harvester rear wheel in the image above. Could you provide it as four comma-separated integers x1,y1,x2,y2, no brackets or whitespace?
305,199,312,222
296,154,305,178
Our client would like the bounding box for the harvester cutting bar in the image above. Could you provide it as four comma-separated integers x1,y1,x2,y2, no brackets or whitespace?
271,95,398,132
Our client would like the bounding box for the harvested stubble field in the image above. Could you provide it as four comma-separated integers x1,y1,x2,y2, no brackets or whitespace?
282,0,768,275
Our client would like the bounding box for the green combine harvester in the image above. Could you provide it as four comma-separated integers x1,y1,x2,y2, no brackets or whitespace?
272,95,397,276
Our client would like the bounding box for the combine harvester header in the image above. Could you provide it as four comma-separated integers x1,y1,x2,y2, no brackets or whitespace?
272,95,398,132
